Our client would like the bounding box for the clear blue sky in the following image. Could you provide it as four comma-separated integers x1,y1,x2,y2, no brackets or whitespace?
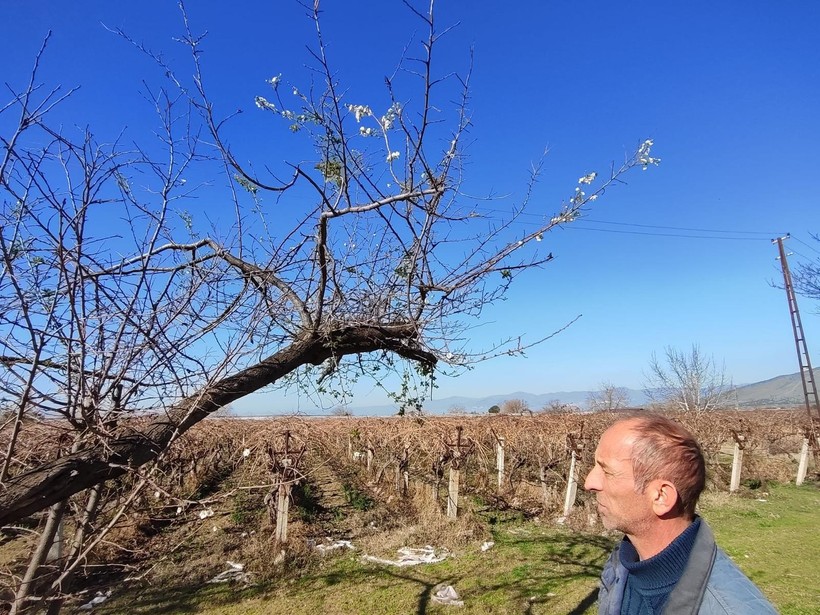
4,1,820,413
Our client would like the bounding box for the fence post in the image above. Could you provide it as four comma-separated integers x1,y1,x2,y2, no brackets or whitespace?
443,426,474,519
562,433,583,518
496,436,506,491
366,442,374,475
729,433,745,492
447,467,460,519
563,449,578,517
275,482,291,543
796,437,810,486
267,431,306,545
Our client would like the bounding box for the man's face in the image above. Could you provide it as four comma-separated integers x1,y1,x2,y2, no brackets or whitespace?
584,421,655,535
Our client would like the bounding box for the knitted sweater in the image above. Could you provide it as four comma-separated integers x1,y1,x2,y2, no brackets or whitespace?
619,519,701,614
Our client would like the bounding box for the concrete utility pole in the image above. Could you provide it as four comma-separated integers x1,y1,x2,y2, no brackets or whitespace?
774,234,820,459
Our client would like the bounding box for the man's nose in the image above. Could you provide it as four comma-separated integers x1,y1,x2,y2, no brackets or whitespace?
584,466,601,492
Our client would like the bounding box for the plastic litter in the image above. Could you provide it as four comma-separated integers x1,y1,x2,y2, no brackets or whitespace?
198,508,214,520
315,538,355,554
432,584,464,607
206,561,252,584
78,590,112,610
480,541,494,552
362,545,447,567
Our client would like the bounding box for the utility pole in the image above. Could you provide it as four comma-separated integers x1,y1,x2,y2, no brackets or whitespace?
774,234,820,458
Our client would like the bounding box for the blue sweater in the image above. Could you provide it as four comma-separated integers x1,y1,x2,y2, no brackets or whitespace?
619,519,701,614
597,518,779,615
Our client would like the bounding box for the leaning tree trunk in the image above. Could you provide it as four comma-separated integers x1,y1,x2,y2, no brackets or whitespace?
0,323,436,526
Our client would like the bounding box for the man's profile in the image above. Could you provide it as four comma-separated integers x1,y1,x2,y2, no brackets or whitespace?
584,414,778,614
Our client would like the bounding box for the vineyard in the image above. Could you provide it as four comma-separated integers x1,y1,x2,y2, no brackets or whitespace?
0,409,816,612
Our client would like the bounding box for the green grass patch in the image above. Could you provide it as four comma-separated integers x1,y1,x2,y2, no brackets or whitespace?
699,483,820,615
91,484,818,615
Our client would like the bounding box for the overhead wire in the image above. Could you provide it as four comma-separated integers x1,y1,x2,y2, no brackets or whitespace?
464,205,784,242
791,235,820,258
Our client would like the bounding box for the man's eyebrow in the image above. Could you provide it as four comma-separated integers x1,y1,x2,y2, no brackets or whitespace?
595,459,612,470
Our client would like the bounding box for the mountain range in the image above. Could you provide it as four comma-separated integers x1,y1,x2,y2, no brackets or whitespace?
320,368,820,416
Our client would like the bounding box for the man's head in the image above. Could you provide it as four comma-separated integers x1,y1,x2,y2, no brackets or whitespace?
584,415,705,536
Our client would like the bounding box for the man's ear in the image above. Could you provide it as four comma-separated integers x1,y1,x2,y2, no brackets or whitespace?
649,479,680,516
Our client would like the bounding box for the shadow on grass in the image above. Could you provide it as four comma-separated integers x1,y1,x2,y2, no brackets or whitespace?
94,531,615,615
93,580,274,615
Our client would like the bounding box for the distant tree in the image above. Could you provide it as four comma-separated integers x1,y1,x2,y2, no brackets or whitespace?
540,399,572,413
447,404,468,415
330,406,353,417
488,405,501,414
643,345,732,413
790,234,820,302
587,381,631,412
501,398,531,415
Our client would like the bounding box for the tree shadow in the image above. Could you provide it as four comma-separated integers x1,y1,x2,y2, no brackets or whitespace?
91,531,614,614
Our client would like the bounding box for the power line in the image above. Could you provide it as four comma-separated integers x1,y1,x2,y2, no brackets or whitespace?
792,235,820,258
579,218,778,236
466,205,783,239
563,226,773,241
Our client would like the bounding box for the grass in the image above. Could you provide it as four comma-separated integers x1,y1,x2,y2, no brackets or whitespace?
699,483,820,615
85,483,818,614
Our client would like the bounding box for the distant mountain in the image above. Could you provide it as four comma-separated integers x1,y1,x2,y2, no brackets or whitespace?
335,388,648,417
732,368,820,407
338,370,816,416
239,370,813,417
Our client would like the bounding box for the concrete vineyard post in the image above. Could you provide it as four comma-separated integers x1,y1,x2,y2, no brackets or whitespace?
447,467,459,518
563,449,578,517
496,436,505,492
729,433,745,493
443,425,474,519
562,433,583,518
275,482,290,543
796,437,810,486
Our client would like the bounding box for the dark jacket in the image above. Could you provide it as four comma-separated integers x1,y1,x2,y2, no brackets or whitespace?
598,521,778,614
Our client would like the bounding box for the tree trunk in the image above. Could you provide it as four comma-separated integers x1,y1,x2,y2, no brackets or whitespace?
10,500,67,615
0,323,436,526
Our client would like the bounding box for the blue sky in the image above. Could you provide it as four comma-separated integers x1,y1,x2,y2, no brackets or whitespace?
4,1,820,413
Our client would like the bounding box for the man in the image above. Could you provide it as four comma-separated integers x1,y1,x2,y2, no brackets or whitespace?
584,415,778,615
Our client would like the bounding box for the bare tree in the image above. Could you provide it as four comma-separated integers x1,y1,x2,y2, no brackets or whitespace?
791,233,820,302
501,398,531,415
587,381,631,411
0,3,660,610
643,345,732,413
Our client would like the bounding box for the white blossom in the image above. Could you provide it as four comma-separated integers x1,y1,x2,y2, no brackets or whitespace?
578,172,597,185
380,102,402,130
359,126,375,137
386,151,400,162
268,74,281,88
347,104,371,122
637,139,661,169
254,96,277,111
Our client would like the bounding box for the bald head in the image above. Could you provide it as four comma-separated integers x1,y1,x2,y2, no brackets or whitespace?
617,415,706,518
